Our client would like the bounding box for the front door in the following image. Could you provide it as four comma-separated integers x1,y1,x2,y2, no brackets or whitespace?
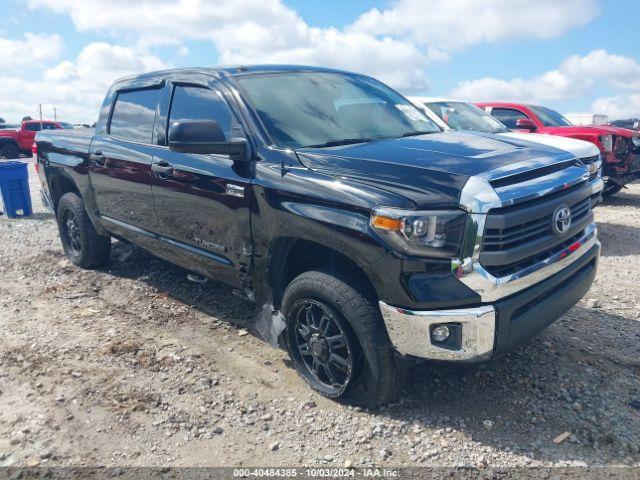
150,81,253,288
89,87,162,245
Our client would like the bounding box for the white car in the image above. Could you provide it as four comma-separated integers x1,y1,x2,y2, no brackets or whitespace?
409,97,601,179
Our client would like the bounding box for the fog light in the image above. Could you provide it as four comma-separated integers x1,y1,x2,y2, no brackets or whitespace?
431,325,451,342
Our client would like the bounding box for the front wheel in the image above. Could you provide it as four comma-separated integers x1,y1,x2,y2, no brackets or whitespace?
2,143,20,159
282,270,408,408
602,177,623,196
57,192,111,268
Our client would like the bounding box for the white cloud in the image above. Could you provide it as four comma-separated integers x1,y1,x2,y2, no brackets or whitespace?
0,42,167,123
24,0,597,94
7,0,635,122
349,0,598,51
449,49,640,119
25,0,431,91
591,94,640,120
0,32,63,70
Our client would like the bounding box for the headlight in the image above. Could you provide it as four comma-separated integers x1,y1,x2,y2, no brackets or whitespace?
600,134,613,152
370,207,467,257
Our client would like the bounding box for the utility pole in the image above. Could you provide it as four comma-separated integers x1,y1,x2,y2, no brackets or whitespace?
39,104,43,130
54,107,57,122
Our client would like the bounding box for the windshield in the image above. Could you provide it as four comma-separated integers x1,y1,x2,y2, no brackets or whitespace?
529,105,572,127
426,101,509,134
236,72,440,148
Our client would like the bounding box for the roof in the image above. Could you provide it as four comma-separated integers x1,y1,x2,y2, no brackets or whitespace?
408,96,457,104
112,64,360,85
475,102,534,108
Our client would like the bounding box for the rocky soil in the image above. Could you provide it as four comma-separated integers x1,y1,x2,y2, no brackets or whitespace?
0,157,639,469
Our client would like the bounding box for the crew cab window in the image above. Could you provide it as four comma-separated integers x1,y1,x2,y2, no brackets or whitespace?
109,88,160,143
491,108,529,129
168,85,234,141
25,123,41,131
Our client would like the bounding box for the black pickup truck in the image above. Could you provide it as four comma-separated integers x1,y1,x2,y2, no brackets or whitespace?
36,65,603,407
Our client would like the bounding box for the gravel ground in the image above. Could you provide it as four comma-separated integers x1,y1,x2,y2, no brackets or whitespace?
0,156,639,469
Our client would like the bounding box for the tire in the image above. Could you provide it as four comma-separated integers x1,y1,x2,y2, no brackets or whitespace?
602,179,622,196
2,143,20,159
57,192,111,268
282,269,408,408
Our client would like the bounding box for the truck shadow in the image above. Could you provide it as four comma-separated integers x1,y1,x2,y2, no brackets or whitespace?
601,189,640,208
104,240,640,465
596,222,640,256
106,240,255,327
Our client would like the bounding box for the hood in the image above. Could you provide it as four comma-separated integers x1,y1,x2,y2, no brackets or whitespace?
500,132,599,159
295,131,573,208
542,125,637,138
0,128,18,136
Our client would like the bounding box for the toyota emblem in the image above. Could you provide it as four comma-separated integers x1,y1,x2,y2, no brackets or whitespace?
552,205,572,236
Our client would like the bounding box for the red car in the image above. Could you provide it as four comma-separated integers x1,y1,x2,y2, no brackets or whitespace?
477,102,640,195
0,120,72,159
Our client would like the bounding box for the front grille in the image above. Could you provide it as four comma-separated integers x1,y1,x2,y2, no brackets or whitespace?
483,196,590,252
480,182,595,278
485,230,585,278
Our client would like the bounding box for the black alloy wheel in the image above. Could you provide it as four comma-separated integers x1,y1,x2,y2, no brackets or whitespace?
290,299,356,397
61,209,82,256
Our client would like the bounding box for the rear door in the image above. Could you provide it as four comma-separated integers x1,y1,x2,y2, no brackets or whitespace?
150,78,253,287
89,85,162,244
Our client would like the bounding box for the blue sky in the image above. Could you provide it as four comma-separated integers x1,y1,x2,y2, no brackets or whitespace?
1,0,639,122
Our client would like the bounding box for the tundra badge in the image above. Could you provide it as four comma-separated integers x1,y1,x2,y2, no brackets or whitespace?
226,184,245,198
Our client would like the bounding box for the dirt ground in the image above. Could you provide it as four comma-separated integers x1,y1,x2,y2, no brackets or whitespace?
0,156,639,469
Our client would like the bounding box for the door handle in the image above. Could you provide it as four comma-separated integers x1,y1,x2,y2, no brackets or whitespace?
90,151,106,166
152,161,174,176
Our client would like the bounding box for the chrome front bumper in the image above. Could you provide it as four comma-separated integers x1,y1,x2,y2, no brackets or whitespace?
379,303,496,361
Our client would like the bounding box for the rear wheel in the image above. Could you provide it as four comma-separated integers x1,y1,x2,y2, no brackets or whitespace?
2,143,20,159
282,269,408,408
57,192,111,268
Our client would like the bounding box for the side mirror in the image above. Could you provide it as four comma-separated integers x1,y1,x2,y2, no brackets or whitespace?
168,120,248,160
515,118,537,131
633,120,639,131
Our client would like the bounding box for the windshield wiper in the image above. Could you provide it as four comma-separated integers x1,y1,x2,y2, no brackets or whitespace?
399,130,435,138
301,138,376,148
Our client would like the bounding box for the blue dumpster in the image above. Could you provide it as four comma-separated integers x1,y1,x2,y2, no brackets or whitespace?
0,161,33,218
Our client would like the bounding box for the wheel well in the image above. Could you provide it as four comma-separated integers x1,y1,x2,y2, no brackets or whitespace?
270,239,378,309
50,176,81,214
0,139,18,148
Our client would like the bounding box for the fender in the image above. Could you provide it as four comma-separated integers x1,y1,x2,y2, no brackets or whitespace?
250,152,414,308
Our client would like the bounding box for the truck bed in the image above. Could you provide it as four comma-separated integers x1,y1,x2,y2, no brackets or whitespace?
36,128,94,164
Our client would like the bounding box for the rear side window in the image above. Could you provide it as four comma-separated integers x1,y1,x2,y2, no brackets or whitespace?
42,123,59,130
491,108,529,129
25,123,41,131
109,88,160,143
168,85,234,142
